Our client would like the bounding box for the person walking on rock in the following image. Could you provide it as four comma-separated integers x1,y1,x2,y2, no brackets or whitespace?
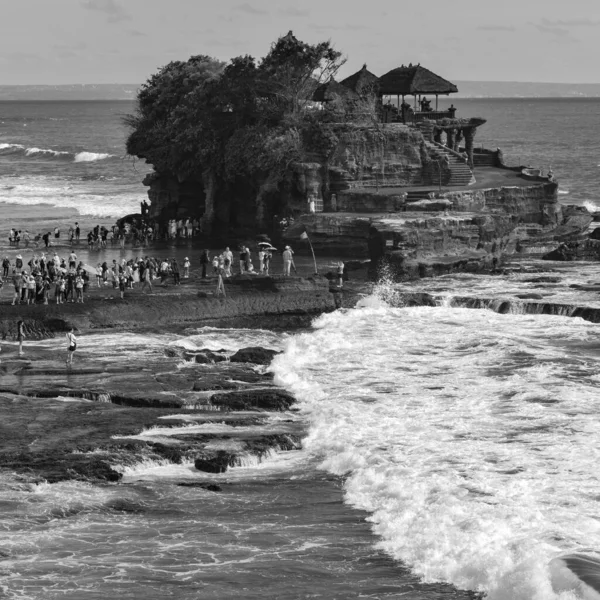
66,328,77,365
141,263,153,294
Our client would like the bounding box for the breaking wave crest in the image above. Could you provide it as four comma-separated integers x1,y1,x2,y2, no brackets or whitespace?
0,142,115,162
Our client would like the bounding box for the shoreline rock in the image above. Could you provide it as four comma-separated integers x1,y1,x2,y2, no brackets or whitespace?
0,341,305,484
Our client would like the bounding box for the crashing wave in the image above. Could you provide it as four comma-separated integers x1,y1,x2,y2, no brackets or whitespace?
25,146,70,157
74,151,112,163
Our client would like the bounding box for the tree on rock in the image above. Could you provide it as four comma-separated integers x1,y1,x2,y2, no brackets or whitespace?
125,32,347,232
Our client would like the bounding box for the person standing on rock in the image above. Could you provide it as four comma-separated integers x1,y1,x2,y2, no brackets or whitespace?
215,266,226,298
223,247,233,277
66,328,77,365
337,260,345,288
200,250,209,279
171,259,181,285
16,320,25,356
283,246,293,276
11,270,21,305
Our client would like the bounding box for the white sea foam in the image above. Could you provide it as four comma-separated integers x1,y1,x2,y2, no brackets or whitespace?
271,304,600,599
559,190,570,195
179,326,287,353
74,151,112,162
0,143,25,151
0,179,140,218
25,146,70,157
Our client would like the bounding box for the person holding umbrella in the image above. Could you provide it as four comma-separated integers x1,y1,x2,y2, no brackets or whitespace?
257,242,276,276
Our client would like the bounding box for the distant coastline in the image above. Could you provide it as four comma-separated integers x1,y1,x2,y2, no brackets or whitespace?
3,81,600,101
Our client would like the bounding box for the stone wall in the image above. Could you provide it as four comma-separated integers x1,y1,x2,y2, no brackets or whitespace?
440,181,561,224
336,190,406,212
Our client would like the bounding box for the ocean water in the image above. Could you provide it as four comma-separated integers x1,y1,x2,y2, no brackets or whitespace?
0,100,151,219
3,286,600,599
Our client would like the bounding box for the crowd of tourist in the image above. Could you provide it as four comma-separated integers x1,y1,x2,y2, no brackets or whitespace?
7,215,211,253
0,237,302,305
0,249,198,304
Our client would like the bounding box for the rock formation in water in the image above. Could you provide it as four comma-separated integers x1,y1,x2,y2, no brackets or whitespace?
126,31,579,278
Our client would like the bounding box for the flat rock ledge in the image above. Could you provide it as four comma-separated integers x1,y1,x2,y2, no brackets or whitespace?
0,346,303,485
0,275,336,339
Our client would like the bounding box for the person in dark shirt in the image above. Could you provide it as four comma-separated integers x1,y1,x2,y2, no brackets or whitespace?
200,250,210,279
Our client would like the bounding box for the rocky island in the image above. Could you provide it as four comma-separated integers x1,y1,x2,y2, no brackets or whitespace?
127,31,585,279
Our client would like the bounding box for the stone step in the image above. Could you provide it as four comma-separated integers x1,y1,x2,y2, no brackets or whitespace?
406,190,435,202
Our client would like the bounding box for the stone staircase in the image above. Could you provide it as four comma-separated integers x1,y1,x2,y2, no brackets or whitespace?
426,142,475,186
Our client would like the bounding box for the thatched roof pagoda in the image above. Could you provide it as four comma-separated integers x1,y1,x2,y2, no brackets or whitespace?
312,79,358,103
378,64,458,96
340,64,379,97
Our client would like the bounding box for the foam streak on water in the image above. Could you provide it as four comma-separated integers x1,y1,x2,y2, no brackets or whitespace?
271,304,600,600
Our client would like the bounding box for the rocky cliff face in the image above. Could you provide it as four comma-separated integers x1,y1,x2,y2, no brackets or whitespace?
143,123,445,231
326,124,438,193
284,179,572,278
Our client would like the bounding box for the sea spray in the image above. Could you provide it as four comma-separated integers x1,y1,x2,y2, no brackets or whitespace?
271,303,600,599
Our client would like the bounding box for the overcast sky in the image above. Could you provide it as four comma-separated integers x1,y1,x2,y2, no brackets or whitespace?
1,0,599,85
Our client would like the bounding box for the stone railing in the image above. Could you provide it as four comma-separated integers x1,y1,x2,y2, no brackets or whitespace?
381,108,457,124
431,141,469,164
409,110,456,123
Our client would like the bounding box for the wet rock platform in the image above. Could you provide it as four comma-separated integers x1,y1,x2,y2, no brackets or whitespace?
0,341,304,485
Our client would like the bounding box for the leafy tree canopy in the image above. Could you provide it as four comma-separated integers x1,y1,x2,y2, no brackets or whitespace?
126,32,348,182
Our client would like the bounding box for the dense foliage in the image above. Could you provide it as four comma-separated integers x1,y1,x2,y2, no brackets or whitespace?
125,32,349,184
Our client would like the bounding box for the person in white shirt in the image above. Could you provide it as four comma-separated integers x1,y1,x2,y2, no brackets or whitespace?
282,246,293,276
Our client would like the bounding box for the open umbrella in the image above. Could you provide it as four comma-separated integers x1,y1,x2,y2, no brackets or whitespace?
81,264,99,274
257,241,273,247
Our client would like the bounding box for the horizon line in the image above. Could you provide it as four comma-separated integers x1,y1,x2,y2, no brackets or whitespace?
3,79,600,87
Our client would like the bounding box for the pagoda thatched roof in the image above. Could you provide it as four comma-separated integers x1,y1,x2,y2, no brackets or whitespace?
378,64,458,96
340,64,379,96
312,79,358,103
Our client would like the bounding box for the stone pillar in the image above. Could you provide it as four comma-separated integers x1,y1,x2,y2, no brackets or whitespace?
464,127,476,168
455,129,464,152
446,128,455,150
